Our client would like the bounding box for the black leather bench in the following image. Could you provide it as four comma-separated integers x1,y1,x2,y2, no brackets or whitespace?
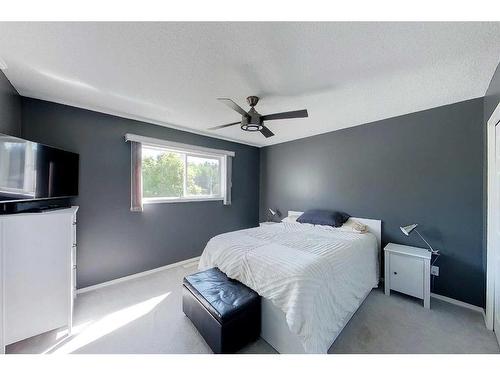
182,267,261,354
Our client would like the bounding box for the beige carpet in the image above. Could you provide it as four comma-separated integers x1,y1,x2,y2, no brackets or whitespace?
7,262,499,354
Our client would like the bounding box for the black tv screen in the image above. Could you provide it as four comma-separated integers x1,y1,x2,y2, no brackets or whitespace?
0,133,79,203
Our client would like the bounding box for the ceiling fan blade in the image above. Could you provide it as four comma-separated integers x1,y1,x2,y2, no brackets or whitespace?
261,109,308,121
260,125,274,138
217,98,249,117
208,121,241,130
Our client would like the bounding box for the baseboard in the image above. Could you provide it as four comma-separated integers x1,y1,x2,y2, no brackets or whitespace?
76,256,201,295
430,293,485,314
380,278,485,316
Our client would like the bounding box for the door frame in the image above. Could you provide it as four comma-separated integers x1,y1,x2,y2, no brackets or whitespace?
486,101,500,333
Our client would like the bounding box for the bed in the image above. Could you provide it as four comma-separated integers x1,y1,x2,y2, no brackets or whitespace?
198,211,381,354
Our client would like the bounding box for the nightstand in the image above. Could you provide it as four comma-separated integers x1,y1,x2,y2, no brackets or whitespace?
384,243,431,309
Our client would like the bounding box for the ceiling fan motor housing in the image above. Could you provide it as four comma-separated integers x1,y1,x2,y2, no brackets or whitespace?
241,106,263,131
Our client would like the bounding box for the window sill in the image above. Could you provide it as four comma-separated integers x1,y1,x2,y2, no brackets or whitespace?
143,197,224,204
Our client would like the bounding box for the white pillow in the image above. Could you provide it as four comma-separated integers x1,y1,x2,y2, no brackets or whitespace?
338,218,368,233
281,215,300,223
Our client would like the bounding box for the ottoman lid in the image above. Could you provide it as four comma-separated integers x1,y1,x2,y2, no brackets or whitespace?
183,268,260,323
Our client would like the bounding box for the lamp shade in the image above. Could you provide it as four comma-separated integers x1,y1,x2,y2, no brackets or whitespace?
400,224,418,236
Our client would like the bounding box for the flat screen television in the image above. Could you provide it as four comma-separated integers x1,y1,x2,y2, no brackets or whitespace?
0,133,79,203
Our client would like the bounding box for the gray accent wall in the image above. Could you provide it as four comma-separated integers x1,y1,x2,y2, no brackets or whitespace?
260,98,485,307
0,70,21,136
21,98,260,288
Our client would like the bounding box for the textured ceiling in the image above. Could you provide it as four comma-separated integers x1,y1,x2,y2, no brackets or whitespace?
0,22,499,147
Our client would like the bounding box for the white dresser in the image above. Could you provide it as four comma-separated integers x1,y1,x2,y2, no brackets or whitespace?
384,243,431,309
0,206,78,353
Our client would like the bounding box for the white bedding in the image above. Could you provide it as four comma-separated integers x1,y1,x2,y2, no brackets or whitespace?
198,222,379,354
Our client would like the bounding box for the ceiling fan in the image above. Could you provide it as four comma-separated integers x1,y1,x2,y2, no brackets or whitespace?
208,96,308,138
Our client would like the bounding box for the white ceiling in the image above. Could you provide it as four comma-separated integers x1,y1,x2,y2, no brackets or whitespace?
0,22,499,147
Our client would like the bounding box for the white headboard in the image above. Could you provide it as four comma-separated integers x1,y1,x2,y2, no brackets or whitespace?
350,217,382,251
287,211,382,252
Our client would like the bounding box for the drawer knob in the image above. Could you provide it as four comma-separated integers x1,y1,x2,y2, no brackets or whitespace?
393,271,398,275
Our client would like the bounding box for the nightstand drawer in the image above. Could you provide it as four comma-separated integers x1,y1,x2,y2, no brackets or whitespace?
389,253,424,299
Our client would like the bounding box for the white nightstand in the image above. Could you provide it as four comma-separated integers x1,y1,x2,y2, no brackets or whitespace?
384,243,431,309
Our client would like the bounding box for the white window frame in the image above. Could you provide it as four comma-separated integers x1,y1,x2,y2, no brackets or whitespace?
125,134,234,206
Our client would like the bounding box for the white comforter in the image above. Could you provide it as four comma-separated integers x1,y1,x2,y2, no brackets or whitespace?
198,222,379,353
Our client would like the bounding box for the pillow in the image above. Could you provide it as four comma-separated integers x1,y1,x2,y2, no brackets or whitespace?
338,218,368,233
296,209,350,227
282,215,300,223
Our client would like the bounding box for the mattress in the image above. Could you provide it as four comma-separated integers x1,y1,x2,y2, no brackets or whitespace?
198,222,379,353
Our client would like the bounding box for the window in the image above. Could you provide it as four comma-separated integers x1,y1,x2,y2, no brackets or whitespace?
125,134,234,210
141,145,222,202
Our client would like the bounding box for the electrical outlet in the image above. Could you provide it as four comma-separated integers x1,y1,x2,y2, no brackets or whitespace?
431,266,439,276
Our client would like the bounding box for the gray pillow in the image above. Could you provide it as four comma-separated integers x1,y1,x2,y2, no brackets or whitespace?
297,209,350,227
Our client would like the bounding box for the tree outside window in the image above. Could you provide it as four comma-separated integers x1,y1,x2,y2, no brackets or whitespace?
142,146,221,200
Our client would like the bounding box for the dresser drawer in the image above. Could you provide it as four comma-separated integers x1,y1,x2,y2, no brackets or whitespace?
389,253,424,299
